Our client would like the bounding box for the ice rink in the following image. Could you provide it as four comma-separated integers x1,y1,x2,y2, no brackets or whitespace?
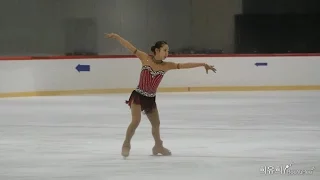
0,90,319,180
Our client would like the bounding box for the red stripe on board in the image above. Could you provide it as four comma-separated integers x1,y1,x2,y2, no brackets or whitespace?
0,56,33,60
1,53,320,61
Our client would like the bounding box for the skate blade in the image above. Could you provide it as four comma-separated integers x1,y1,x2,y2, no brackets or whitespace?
150,154,172,157
122,154,129,160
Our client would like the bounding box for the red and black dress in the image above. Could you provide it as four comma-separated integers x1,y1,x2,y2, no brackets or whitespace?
126,65,165,114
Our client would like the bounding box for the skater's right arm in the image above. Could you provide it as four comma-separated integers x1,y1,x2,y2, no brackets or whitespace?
105,33,149,63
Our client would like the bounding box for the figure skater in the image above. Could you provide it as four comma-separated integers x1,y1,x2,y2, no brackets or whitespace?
104,33,216,157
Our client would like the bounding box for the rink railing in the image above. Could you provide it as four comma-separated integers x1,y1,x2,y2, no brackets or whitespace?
0,53,320,98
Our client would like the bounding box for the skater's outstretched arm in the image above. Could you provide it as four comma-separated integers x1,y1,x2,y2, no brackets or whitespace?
166,62,216,74
105,33,149,63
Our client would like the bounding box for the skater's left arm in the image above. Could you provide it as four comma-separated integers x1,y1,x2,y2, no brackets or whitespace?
166,62,216,73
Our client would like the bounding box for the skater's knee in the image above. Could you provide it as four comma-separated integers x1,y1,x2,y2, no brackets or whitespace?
146,110,160,127
130,117,141,127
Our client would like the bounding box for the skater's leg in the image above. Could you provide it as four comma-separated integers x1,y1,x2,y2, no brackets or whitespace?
122,102,141,157
146,107,162,144
124,102,141,142
146,107,171,156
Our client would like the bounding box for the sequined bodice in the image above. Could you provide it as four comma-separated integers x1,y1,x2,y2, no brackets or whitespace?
135,65,165,97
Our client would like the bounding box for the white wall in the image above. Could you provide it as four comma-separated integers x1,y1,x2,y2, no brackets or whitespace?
0,55,319,97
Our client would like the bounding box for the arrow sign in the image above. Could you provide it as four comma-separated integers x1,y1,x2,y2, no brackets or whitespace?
255,62,268,67
76,64,90,72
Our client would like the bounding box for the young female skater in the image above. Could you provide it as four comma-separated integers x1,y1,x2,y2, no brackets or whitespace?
105,33,216,157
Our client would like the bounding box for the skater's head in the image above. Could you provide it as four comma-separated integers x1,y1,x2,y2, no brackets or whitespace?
151,41,169,60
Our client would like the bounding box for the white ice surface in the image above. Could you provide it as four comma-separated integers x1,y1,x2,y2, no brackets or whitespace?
0,91,319,180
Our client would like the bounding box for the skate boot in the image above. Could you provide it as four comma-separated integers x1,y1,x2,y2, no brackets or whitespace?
121,141,131,157
152,141,172,156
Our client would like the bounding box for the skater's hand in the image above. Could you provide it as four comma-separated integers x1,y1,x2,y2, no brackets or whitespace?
204,64,216,74
104,33,120,39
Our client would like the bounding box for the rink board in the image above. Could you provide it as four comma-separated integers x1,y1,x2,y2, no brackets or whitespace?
0,54,320,98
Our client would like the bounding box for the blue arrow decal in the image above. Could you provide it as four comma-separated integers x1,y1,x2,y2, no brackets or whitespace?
76,64,90,72
255,62,268,67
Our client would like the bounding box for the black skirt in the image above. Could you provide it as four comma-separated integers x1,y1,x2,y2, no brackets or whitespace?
125,90,157,114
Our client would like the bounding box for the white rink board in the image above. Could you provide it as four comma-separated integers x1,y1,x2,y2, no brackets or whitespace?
0,55,320,96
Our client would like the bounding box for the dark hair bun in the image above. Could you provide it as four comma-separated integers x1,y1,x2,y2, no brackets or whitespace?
151,46,156,52
150,41,167,53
